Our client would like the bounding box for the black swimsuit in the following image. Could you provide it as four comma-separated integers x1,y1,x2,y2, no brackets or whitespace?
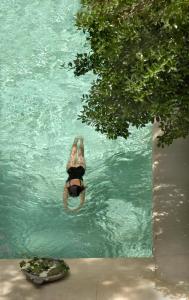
66,166,85,183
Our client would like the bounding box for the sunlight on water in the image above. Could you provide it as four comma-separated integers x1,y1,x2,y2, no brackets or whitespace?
0,0,152,258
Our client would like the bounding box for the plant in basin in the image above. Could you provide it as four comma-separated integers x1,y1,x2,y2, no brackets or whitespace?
20,257,70,285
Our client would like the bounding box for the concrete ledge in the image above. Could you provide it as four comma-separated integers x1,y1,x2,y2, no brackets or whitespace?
1,258,188,300
153,124,189,286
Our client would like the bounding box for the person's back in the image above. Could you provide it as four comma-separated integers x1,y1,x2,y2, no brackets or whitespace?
63,136,86,211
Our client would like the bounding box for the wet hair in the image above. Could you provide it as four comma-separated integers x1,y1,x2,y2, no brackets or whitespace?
68,185,85,197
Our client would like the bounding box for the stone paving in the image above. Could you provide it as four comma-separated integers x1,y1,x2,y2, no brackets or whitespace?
0,258,188,300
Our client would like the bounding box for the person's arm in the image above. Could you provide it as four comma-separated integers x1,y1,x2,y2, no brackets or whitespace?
63,183,86,212
66,189,86,212
79,189,85,208
70,189,85,212
63,183,69,209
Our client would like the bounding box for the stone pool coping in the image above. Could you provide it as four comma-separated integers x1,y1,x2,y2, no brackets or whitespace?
0,124,189,299
1,258,188,299
153,123,189,287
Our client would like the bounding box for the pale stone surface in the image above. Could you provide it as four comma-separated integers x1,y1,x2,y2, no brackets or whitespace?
153,124,189,286
0,259,189,300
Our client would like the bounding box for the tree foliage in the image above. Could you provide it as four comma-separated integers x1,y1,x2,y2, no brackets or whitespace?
69,0,189,146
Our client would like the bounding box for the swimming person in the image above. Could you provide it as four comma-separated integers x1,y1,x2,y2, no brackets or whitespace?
63,136,86,211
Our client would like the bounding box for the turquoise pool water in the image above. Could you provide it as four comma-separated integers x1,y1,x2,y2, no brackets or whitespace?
0,0,152,258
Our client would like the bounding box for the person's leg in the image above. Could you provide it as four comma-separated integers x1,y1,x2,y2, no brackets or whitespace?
66,137,79,170
77,137,86,169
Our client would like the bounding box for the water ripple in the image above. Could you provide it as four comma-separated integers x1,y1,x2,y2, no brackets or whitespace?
0,0,152,258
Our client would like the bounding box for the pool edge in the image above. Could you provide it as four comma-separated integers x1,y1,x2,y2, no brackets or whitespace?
152,122,189,287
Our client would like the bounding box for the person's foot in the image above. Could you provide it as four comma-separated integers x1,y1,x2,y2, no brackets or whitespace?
77,136,84,143
73,137,79,144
